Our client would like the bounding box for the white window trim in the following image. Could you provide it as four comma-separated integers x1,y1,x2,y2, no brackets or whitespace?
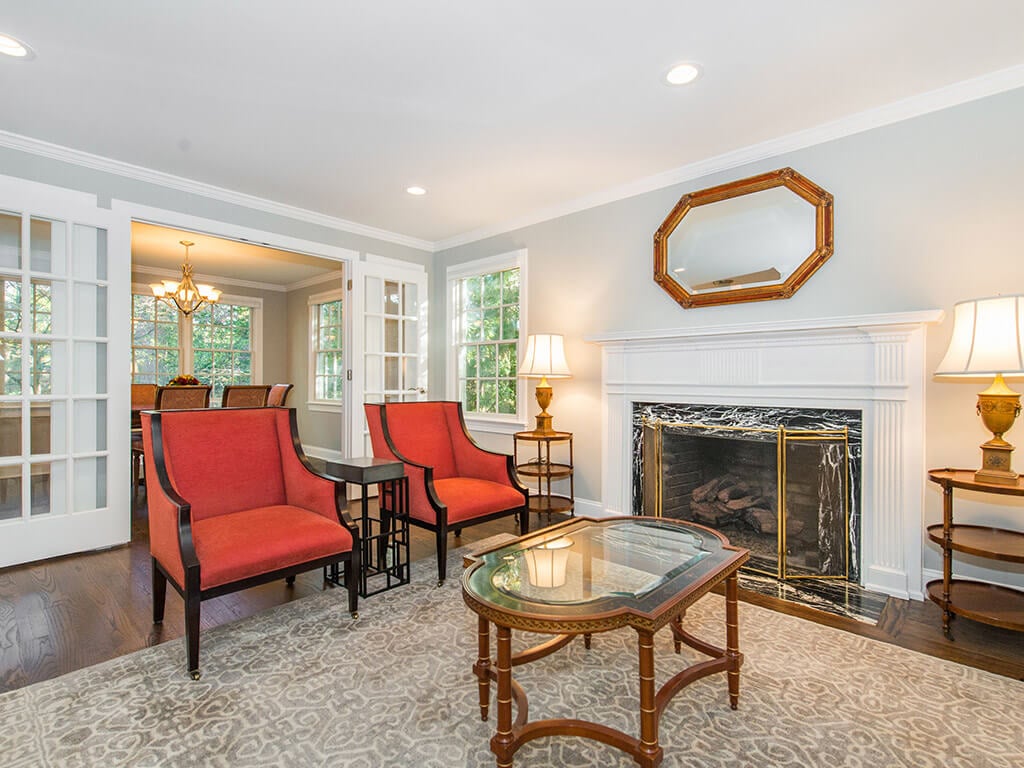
446,248,528,435
130,282,263,384
308,286,345,411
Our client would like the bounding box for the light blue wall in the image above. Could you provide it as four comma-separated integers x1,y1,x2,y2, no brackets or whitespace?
435,87,1024,588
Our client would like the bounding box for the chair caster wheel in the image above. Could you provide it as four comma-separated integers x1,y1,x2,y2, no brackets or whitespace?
350,611,359,620
437,579,445,587
453,528,462,537
189,670,201,681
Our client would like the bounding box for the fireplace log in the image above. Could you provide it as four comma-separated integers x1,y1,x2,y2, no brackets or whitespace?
725,495,758,511
745,507,777,534
716,479,752,502
691,477,722,502
690,501,738,527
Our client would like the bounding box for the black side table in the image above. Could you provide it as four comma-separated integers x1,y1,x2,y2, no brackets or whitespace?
326,457,410,596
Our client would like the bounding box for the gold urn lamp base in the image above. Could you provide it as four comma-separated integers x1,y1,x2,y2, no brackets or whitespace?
974,373,1021,486
531,377,556,435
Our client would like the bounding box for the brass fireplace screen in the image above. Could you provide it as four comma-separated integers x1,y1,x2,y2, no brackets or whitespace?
642,420,850,580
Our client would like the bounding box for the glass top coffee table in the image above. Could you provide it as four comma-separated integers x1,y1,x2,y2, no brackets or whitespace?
462,516,749,768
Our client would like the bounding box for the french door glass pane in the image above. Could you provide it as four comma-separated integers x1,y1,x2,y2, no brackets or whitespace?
0,211,20,269
0,472,21,520
0,403,20,456
72,224,107,281
31,461,65,517
73,399,107,453
31,401,66,455
74,284,107,337
30,217,67,275
73,456,106,512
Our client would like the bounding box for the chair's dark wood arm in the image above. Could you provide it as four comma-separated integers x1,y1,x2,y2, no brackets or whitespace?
281,409,358,535
149,413,199,571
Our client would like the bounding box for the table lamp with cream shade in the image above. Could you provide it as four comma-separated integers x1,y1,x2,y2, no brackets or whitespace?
935,294,1024,486
519,333,572,435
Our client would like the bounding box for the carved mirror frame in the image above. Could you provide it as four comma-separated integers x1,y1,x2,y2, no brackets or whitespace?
653,167,834,309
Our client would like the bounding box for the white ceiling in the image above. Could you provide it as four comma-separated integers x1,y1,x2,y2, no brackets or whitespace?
2,2,1024,247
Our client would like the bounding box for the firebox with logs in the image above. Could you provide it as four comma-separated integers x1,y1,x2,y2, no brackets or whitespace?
642,419,849,581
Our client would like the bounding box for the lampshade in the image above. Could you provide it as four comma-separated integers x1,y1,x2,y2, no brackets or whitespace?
519,334,572,379
936,294,1024,486
935,295,1024,377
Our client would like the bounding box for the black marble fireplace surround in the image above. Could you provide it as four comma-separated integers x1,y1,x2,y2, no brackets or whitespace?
632,403,883,622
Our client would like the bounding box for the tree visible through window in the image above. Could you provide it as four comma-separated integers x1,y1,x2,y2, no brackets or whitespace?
130,292,257,404
311,295,343,401
192,303,252,403
131,294,180,385
454,267,519,415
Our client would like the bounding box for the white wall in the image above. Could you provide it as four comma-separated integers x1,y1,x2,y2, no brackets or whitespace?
435,86,1024,589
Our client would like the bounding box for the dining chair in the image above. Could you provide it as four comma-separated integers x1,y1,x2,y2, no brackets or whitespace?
221,384,271,407
133,385,213,506
267,383,294,407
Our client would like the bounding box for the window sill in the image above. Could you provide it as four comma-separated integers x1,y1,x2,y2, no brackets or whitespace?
463,415,528,436
307,401,344,414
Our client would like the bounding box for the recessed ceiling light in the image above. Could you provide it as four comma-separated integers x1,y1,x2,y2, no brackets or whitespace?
665,62,701,85
0,33,32,58
406,186,427,196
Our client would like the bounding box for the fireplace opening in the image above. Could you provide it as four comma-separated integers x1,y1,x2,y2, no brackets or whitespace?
632,403,862,586
642,422,849,580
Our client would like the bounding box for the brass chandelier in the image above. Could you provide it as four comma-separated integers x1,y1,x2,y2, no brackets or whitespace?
151,240,221,317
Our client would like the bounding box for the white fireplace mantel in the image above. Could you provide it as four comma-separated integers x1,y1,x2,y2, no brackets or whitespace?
586,310,944,600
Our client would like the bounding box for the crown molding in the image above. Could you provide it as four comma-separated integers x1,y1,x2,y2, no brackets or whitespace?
286,270,344,292
434,64,1024,251
0,130,434,252
132,264,289,293
4,63,1023,256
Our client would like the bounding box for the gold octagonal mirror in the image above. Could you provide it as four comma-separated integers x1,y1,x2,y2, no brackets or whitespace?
654,168,834,308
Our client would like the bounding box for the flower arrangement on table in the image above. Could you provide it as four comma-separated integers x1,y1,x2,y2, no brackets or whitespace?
168,374,201,386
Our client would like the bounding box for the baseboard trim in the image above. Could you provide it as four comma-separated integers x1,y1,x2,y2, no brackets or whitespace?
302,445,344,463
571,498,612,518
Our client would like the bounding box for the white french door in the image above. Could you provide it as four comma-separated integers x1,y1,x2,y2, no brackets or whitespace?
0,176,129,568
348,255,428,458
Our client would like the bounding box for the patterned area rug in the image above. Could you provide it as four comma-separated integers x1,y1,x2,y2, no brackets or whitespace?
1,542,1022,768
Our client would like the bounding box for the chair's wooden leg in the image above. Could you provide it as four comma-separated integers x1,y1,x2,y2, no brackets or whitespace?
152,558,167,624
435,524,448,586
184,568,201,680
518,504,530,536
345,551,359,618
285,575,296,586
132,453,141,507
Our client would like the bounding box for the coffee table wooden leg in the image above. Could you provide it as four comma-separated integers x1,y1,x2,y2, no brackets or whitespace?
491,624,516,768
637,629,663,768
474,616,491,721
726,573,741,710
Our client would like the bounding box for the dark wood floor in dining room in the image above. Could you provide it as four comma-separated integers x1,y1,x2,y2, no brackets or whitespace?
1,498,1021,695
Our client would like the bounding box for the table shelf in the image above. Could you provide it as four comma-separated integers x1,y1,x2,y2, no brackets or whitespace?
925,523,1024,563
514,431,574,517
925,579,1024,632
926,468,1024,639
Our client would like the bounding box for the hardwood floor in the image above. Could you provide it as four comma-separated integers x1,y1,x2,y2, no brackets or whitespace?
1,501,1021,695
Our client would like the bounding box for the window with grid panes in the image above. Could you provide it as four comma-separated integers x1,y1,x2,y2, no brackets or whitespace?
454,267,519,415
311,294,344,401
191,302,252,403
131,293,180,385
1,275,23,394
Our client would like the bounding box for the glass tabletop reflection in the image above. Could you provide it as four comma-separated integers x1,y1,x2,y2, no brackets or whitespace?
463,518,740,618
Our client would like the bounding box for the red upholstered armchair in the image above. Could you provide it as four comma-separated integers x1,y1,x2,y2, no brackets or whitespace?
365,401,528,584
142,407,359,679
